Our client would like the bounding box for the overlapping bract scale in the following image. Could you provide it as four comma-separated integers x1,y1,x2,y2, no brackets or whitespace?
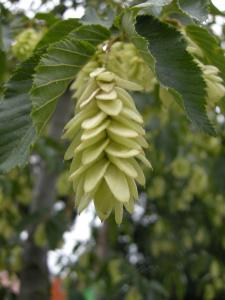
64,67,151,224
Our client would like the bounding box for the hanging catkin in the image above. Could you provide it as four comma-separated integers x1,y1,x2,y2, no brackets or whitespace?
63,67,151,224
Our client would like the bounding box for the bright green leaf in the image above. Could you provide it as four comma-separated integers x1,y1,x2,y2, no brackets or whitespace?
31,24,110,133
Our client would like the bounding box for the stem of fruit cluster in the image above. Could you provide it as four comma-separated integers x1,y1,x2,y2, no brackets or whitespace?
103,36,121,68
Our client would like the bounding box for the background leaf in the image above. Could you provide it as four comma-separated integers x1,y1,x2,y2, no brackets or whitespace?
178,0,209,22
135,15,215,135
82,7,115,29
31,24,110,133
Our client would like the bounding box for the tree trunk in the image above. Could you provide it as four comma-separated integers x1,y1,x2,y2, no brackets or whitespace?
96,222,109,260
18,91,72,300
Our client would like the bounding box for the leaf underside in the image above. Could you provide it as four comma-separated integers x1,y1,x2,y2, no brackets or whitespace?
0,19,81,172
122,11,155,72
178,0,209,22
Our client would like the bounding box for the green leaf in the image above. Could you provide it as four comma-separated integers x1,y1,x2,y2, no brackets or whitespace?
36,19,80,49
122,11,155,72
0,20,82,173
178,0,209,22
186,25,225,82
31,24,110,133
135,15,215,135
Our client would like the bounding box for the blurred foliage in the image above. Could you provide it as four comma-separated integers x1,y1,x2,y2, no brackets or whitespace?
0,0,225,299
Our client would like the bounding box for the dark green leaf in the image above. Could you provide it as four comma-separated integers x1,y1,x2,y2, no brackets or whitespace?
31,24,110,133
135,15,215,135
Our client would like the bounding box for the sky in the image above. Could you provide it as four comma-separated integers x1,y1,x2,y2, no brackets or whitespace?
1,0,225,18
212,0,225,10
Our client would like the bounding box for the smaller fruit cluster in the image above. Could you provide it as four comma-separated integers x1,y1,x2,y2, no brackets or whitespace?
200,63,225,106
12,28,42,61
63,68,151,224
70,42,156,96
185,33,225,106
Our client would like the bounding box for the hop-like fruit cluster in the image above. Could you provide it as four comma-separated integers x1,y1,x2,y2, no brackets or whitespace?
171,157,191,178
70,42,156,95
63,68,151,224
185,34,225,106
200,64,225,106
12,28,42,61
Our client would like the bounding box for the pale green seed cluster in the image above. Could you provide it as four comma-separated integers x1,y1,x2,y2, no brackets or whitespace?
200,64,225,106
171,157,191,178
185,34,225,106
63,68,151,224
12,28,42,61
